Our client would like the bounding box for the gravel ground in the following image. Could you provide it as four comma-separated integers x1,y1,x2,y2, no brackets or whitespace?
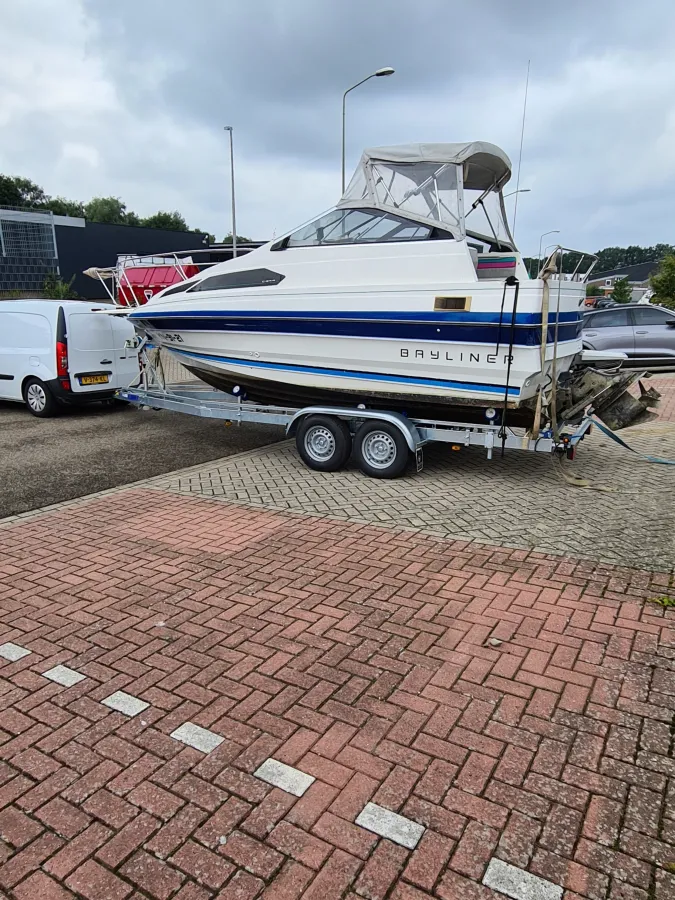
0,398,282,518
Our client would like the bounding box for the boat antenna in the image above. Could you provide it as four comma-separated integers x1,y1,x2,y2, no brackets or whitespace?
511,59,530,238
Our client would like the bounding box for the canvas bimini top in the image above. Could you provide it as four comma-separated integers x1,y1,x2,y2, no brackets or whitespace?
338,141,515,248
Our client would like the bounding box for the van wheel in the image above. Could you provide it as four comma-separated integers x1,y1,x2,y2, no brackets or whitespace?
23,378,60,418
353,420,409,478
296,415,351,471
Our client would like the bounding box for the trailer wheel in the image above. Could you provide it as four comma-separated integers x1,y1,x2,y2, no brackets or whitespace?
353,421,409,479
296,415,352,472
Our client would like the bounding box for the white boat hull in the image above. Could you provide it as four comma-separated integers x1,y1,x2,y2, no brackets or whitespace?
160,328,580,407
127,228,586,419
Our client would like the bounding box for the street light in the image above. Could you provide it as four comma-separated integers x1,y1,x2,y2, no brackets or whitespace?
342,67,395,194
503,188,531,199
224,126,237,259
537,229,560,273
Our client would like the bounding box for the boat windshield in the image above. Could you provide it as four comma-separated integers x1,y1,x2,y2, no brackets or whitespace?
286,208,436,247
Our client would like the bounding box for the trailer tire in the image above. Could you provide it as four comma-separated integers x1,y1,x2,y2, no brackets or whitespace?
353,420,409,478
296,415,352,472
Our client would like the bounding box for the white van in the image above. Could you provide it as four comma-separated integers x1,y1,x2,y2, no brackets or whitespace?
0,299,139,417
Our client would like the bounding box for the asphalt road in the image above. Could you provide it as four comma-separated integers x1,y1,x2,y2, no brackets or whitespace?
0,398,282,519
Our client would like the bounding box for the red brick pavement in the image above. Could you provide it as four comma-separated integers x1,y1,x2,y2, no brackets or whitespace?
1,489,675,899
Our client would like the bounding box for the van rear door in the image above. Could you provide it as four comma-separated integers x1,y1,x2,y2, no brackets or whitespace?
110,315,140,388
66,310,117,394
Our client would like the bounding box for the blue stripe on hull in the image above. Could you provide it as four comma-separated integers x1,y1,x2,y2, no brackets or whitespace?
132,311,581,346
130,309,581,325
177,350,520,396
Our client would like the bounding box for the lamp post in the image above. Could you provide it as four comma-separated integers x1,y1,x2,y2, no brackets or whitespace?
536,229,560,275
224,126,237,259
503,188,531,199
538,230,560,265
342,67,395,195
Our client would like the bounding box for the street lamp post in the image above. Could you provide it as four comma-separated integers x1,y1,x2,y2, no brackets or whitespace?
342,67,395,195
224,126,237,259
537,229,560,275
503,188,531,199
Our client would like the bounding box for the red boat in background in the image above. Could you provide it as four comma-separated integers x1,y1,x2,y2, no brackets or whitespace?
85,255,200,306
116,261,201,306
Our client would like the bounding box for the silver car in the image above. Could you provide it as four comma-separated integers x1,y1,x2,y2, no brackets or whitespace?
582,305,675,363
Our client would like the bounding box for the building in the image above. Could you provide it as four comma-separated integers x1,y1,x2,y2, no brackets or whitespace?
0,207,216,300
586,260,661,302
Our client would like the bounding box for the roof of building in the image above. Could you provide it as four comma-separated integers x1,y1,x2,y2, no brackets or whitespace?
589,260,661,283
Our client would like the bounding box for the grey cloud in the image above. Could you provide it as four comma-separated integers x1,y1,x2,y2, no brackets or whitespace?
3,0,675,249
84,0,648,161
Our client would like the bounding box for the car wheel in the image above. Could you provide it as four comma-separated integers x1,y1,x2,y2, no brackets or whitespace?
23,378,60,418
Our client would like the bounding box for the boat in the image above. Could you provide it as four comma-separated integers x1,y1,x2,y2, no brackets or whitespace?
97,142,658,431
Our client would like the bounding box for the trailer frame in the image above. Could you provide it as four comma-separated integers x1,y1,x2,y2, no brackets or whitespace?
117,348,592,476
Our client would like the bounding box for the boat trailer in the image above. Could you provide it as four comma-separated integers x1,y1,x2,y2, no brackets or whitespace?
116,349,595,479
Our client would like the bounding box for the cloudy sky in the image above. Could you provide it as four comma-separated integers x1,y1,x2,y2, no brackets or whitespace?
1,0,674,255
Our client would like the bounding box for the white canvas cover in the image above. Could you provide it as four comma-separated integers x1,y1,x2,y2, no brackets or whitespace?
356,142,511,189
338,142,513,243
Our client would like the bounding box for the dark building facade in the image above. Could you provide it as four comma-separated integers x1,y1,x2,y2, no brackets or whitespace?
56,218,210,299
0,207,211,299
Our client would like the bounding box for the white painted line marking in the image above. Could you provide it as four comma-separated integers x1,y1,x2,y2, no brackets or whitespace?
170,722,224,754
483,859,563,900
42,665,86,687
0,642,31,662
101,690,149,717
254,758,315,797
355,802,425,850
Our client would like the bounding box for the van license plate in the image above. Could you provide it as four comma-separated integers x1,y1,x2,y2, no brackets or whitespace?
80,374,109,385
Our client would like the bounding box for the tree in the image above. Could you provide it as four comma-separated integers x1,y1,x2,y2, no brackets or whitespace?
586,284,603,297
221,232,252,244
141,211,189,231
611,277,632,304
43,273,78,299
83,196,133,225
649,255,675,310
44,197,85,218
594,243,675,272
0,174,48,208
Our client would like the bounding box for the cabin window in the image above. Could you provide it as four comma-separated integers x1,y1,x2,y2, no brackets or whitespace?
281,208,446,248
161,281,194,296
435,297,470,311
187,268,285,292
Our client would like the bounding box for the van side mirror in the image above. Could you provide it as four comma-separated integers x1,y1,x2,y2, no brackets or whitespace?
124,337,141,348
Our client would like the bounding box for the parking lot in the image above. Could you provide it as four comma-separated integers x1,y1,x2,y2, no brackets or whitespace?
0,399,282,519
1,386,674,898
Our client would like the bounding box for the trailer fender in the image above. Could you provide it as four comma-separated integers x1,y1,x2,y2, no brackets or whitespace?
285,407,422,453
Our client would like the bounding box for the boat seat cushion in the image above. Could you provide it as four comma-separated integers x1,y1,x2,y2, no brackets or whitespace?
477,253,517,279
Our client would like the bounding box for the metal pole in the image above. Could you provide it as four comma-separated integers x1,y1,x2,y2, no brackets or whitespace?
225,126,237,258
538,230,560,274
512,59,530,237
342,80,370,196
341,68,395,195
341,91,348,196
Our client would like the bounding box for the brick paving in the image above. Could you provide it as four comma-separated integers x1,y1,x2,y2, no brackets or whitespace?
2,487,675,899
148,375,675,571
